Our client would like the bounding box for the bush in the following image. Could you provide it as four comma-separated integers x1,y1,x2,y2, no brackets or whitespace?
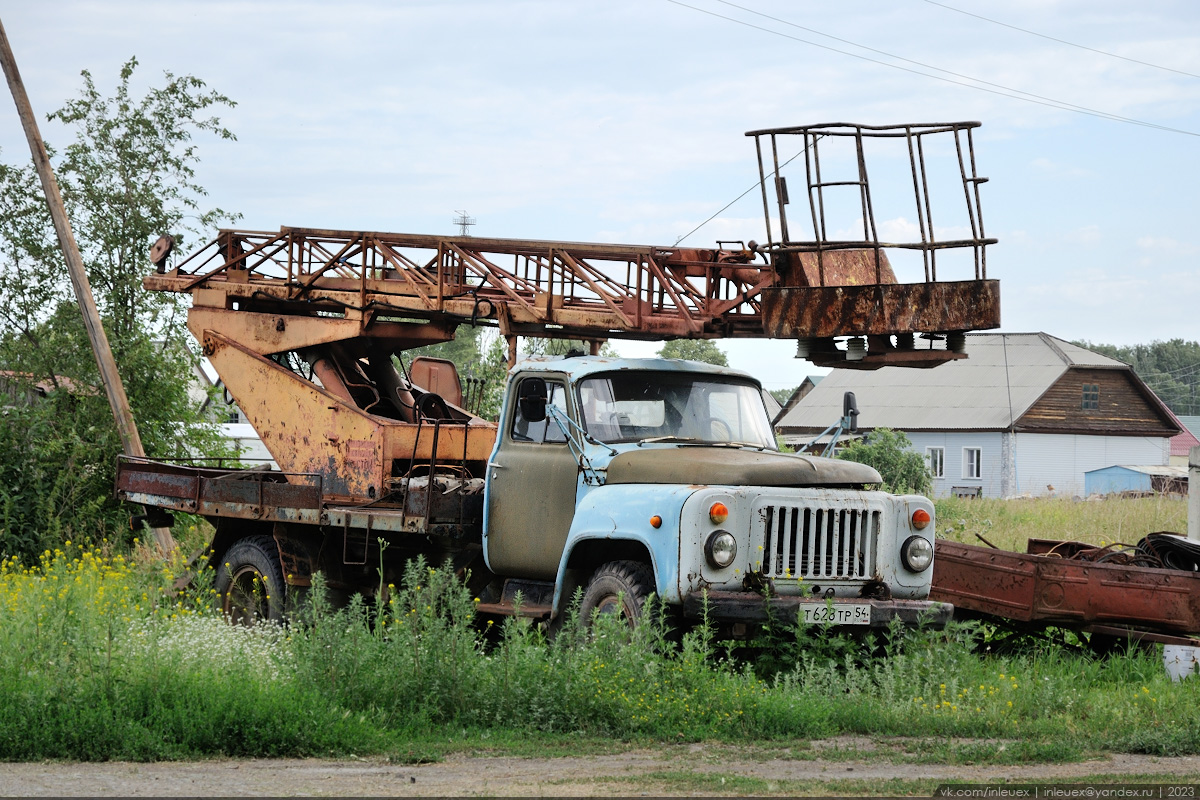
837,427,931,494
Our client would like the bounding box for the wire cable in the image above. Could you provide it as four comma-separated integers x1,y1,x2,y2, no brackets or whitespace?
920,0,1200,81
674,135,820,245
666,0,1200,138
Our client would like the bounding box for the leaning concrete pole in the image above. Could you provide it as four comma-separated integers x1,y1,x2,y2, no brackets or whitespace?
0,17,176,554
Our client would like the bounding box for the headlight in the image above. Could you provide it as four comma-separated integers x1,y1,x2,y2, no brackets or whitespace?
705,530,737,569
901,535,934,572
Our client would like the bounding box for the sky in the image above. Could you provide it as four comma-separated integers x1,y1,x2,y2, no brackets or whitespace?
2,1,1198,394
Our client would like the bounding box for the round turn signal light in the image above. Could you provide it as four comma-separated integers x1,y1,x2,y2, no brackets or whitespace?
709,502,729,524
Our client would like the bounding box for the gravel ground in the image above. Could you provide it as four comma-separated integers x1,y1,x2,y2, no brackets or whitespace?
2,743,1200,797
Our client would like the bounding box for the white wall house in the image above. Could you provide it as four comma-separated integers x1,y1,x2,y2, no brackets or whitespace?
776,333,1179,498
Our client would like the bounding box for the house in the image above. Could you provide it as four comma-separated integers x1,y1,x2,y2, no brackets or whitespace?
773,375,824,426
0,371,92,405
760,388,783,425
775,333,1180,498
1171,415,1200,467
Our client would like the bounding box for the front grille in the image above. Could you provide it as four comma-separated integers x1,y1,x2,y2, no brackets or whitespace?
760,504,879,580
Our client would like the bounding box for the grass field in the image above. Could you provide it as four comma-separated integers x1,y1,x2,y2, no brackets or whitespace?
936,494,1188,552
0,498,1197,766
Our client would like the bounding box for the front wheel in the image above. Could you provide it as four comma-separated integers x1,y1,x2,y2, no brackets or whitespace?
579,560,655,625
214,535,286,624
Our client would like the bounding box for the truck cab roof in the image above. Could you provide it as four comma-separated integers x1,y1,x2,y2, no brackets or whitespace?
511,354,760,386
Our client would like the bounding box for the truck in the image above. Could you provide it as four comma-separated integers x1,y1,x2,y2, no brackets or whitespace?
120,352,945,631
117,121,1002,632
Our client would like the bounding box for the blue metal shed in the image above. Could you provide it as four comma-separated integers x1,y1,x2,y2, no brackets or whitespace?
1084,465,1188,496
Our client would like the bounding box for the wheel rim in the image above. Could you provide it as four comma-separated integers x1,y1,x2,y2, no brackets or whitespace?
224,566,271,624
594,592,636,620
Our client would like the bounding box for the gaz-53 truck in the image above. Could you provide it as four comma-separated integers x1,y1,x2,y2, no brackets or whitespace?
116,121,1002,631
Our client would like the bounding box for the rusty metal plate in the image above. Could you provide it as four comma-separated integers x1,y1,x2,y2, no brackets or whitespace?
262,482,321,510
781,249,898,288
116,468,198,499
809,350,969,370
931,540,1200,635
761,280,1000,338
202,480,261,506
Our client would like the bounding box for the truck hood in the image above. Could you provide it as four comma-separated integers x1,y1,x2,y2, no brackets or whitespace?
604,447,882,487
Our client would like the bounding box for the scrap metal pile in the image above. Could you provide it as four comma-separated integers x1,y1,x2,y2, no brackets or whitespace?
1034,533,1200,572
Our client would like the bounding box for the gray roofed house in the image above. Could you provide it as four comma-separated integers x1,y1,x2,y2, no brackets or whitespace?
760,388,783,424
773,374,825,426
776,333,1179,498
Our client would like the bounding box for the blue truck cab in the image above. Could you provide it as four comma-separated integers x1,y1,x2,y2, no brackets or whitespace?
482,355,950,632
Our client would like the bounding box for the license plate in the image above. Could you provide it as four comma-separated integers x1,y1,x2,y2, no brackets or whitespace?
801,602,872,626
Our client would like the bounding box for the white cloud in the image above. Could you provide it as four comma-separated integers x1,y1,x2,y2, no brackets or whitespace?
1031,158,1093,179
1137,236,1199,255
1064,225,1102,245
4,0,1200,382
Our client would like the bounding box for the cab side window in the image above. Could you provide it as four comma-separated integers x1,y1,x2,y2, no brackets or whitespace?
511,380,568,443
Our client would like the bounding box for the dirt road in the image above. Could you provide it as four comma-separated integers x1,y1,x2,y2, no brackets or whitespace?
3,741,1200,796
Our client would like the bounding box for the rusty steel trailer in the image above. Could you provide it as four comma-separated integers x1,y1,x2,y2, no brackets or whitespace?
931,539,1200,648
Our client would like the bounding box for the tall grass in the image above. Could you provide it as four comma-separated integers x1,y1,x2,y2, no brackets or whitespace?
936,495,1188,552
0,544,385,760
3,524,1200,761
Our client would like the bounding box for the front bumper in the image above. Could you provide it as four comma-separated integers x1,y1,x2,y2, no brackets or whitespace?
682,591,954,629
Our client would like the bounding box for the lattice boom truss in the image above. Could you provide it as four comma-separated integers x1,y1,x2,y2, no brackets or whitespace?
146,227,780,341
146,226,998,351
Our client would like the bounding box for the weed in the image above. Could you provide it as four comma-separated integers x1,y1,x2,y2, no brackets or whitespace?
3,532,1200,761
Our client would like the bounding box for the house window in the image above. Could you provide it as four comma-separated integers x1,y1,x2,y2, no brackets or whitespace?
1081,384,1100,410
926,447,945,478
963,447,982,480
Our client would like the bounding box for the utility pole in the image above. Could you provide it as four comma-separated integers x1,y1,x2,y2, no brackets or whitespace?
0,16,176,554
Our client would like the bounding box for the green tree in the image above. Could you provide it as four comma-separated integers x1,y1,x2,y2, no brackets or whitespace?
0,58,237,560
404,329,623,421
657,339,728,366
402,325,510,420
770,386,796,406
837,427,931,495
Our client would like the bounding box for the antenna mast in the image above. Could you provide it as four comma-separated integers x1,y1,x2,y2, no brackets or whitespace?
452,210,476,236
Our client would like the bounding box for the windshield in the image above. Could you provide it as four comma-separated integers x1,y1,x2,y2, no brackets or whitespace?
577,371,776,447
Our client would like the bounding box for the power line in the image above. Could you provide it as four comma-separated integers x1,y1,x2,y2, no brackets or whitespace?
1143,361,1200,379
674,135,820,245
666,0,1200,138
920,0,1200,81
712,0,1160,128
673,183,759,246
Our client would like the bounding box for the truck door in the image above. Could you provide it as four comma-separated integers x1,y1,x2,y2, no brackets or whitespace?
484,377,579,579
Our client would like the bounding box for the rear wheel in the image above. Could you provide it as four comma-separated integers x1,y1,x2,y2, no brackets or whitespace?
579,560,655,625
215,535,286,624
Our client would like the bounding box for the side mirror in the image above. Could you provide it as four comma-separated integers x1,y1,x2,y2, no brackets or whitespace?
518,377,548,422
843,391,859,433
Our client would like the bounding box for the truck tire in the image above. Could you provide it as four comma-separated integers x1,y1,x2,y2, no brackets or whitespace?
215,535,286,625
579,560,655,625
